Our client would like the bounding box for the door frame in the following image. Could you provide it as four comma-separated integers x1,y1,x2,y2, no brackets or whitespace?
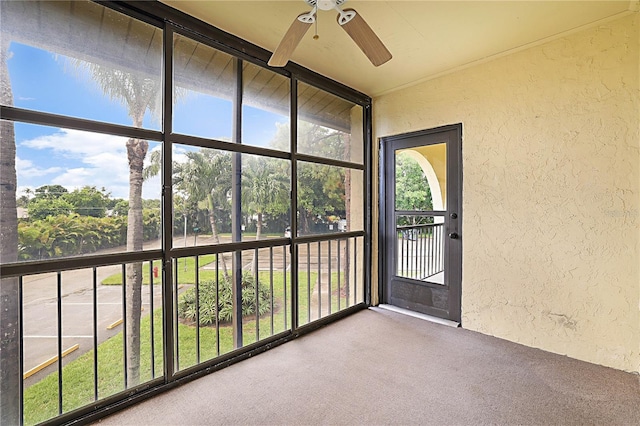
378,123,463,322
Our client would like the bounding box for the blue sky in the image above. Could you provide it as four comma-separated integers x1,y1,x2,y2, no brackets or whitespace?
8,42,288,200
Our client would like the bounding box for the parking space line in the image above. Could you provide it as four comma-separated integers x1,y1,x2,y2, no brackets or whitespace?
107,319,123,329
23,344,80,379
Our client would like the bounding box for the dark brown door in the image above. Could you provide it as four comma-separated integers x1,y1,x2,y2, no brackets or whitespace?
380,124,462,322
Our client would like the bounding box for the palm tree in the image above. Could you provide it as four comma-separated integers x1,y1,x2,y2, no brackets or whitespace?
242,157,289,273
0,38,20,424
174,149,232,279
79,63,161,387
243,157,289,240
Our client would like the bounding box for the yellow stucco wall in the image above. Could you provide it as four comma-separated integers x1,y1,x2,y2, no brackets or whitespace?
407,144,448,209
372,13,640,372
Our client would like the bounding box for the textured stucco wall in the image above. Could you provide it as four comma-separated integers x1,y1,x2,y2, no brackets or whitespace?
411,144,448,208
373,13,640,372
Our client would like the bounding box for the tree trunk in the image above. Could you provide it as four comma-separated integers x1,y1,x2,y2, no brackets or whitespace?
299,208,310,234
251,212,263,275
0,38,20,425
256,212,263,240
125,136,147,387
207,194,230,281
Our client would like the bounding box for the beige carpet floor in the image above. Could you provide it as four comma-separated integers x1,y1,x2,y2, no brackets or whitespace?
96,307,640,425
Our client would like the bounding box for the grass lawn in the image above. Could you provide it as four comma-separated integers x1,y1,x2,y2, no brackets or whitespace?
23,270,351,425
23,308,165,425
218,232,284,239
101,255,216,285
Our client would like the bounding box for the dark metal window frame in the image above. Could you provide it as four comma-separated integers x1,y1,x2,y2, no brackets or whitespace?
0,1,372,424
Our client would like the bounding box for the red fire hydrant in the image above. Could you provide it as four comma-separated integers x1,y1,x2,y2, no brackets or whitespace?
153,266,159,278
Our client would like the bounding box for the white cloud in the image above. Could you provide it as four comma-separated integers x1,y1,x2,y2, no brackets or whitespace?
16,156,62,178
21,128,127,156
172,145,190,165
19,129,160,199
52,167,101,186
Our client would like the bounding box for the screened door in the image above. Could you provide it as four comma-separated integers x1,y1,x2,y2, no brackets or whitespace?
381,125,462,322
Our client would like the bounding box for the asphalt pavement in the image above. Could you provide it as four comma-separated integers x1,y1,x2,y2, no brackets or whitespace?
22,236,349,388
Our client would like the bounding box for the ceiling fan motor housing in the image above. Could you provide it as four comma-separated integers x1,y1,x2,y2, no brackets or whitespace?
306,0,348,11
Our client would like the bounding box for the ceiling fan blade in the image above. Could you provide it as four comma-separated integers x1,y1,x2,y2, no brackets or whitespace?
338,8,392,67
268,13,314,67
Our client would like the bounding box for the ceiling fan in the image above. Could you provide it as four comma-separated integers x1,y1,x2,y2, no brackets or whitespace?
268,0,392,67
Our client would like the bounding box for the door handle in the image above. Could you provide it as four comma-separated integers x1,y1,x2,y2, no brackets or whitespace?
449,232,459,239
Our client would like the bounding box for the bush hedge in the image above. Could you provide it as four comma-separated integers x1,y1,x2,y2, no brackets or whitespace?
178,271,273,325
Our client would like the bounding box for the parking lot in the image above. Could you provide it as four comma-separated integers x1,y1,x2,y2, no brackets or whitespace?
22,236,351,386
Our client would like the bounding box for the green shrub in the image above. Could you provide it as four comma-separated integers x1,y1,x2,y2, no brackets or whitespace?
178,272,273,325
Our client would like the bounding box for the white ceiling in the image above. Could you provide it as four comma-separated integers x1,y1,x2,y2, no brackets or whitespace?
160,1,636,97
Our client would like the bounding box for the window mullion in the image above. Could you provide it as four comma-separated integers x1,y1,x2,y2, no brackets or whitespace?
290,77,299,331
231,58,244,349
162,23,176,381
